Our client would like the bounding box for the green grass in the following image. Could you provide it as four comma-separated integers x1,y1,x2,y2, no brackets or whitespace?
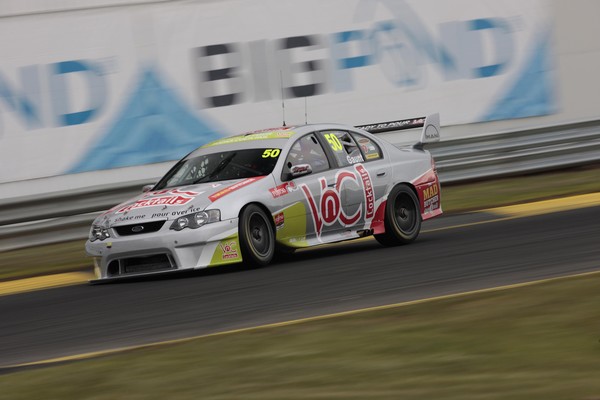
441,164,600,213
2,272,600,399
0,240,89,281
1,165,599,281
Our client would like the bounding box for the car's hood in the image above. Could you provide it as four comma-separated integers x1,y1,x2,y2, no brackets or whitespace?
95,177,264,227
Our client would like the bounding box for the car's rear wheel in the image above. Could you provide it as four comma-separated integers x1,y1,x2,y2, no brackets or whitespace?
239,204,275,267
374,184,421,246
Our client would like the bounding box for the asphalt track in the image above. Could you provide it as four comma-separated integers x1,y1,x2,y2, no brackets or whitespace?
1,201,599,369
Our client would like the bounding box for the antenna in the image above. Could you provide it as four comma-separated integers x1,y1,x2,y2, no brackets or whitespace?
280,70,286,127
304,97,308,125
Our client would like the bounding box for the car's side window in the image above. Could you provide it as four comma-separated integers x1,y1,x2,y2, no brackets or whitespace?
350,132,383,162
283,134,330,178
320,130,364,167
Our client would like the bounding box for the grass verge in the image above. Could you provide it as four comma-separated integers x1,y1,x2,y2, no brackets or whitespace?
1,165,599,281
2,272,600,399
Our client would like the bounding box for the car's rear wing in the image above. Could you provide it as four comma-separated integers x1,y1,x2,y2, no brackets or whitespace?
355,113,440,150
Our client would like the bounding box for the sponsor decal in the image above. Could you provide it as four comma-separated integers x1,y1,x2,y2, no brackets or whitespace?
422,183,440,212
274,212,285,230
117,195,195,213
113,214,147,223
202,131,295,147
151,212,169,218
412,168,441,215
146,189,200,197
269,181,297,198
208,176,265,202
300,164,375,238
292,165,310,174
355,164,375,219
220,241,239,260
117,189,201,213
356,118,424,133
346,154,364,164
422,183,438,200
365,152,380,160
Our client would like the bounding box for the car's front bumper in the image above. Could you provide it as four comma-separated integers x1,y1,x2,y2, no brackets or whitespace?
86,218,242,280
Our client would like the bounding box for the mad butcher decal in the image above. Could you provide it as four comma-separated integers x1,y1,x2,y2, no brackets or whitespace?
412,168,442,219
300,164,375,239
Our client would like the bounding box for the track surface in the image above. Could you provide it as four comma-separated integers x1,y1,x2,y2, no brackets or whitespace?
1,206,599,368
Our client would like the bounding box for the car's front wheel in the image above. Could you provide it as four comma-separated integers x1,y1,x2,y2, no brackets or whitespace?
374,184,421,246
239,204,275,267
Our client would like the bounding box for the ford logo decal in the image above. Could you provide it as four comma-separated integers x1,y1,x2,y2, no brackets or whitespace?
131,225,144,233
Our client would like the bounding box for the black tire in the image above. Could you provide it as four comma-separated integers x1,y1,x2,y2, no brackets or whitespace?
239,204,275,267
374,184,422,246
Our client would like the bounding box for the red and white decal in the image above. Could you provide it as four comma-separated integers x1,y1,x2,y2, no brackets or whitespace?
117,189,201,213
117,195,195,213
209,176,266,202
411,168,442,219
146,188,200,197
220,241,239,260
274,212,285,230
355,164,375,219
301,166,375,239
269,181,297,198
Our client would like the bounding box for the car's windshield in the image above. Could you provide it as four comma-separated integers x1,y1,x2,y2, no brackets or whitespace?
154,148,281,189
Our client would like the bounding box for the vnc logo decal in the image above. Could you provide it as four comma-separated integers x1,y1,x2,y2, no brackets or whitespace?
300,165,375,239
220,241,239,260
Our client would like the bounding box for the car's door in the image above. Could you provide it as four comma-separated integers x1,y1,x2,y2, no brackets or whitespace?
275,133,339,245
346,129,390,202
317,130,390,232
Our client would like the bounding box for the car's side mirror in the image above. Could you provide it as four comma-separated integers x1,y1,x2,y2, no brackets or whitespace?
283,164,312,181
142,184,155,193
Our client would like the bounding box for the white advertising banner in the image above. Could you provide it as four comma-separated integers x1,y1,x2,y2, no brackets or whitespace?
0,0,555,183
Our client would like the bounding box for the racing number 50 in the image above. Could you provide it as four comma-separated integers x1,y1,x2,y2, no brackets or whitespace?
262,149,281,158
324,133,343,151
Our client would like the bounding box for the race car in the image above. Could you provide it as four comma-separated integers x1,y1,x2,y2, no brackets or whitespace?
86,114,442,281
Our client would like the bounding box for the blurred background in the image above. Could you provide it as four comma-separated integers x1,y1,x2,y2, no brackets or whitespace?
3,0,600,253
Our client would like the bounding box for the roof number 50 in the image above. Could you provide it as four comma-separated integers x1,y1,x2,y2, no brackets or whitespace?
262,149,281,158
325,133,343,151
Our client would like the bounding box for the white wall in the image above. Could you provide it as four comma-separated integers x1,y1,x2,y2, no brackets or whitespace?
443,0,600,139
0,0,598,198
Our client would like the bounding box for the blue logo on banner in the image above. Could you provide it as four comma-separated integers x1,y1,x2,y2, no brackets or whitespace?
69,67,223,173
481,31,555,121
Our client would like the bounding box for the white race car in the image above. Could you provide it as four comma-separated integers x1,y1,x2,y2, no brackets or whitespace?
86,114,442,281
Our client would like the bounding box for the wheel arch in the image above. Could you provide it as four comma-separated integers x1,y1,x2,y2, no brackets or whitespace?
239,201,277,233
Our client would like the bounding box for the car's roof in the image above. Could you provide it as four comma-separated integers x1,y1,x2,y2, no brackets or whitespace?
200,123,364,150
